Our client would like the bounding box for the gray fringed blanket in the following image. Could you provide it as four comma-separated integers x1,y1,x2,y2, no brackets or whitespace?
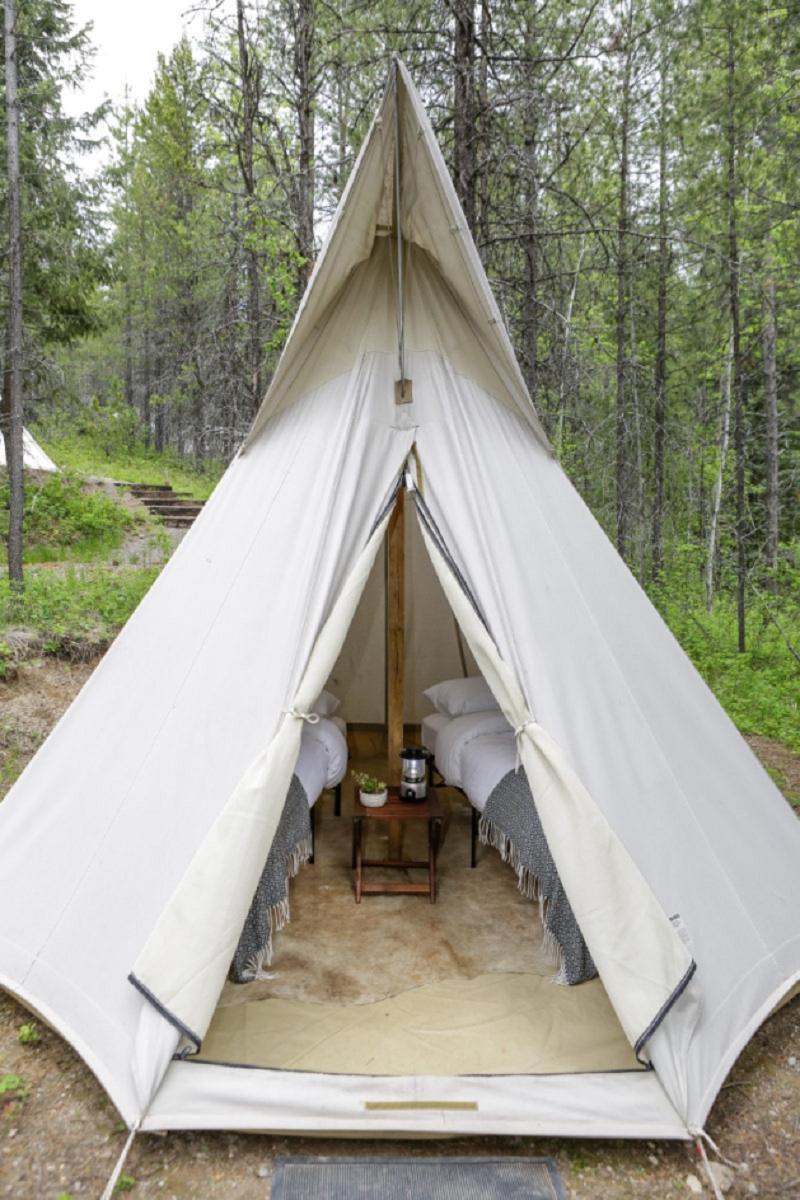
229,775,313,984
480,769,597,985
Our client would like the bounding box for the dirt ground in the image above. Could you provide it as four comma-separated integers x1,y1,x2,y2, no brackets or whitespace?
1,659,799,1199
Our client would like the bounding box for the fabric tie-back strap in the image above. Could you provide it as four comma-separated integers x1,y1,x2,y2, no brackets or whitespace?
513,718,537,774
282,708,320,725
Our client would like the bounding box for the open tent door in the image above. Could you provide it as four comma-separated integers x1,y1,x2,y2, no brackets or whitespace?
329,496,478,725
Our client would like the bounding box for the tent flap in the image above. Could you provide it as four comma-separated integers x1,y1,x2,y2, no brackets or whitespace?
129,477,409,1050
414,497,695,1057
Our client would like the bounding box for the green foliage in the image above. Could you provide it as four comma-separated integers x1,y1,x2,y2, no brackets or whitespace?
0,1073,29,1102
34,407,222,500
352,771,387,794
0,0,107,352
114,1173,136,1193
0,747,23,795
0,470,140,563
17,1022,40,1045
0,641,12,680
652,548,800,752
0,566,159,642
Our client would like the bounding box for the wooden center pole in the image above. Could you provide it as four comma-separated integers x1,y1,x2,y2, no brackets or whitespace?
386,487,405,857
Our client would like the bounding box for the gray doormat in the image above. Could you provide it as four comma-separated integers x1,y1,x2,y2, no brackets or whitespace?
271,1155,566,1199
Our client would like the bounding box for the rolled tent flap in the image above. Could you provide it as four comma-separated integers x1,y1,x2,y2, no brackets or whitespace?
414,500,695,1058
130,475,409,1051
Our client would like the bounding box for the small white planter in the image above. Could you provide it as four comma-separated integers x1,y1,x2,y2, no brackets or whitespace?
359,788,388,808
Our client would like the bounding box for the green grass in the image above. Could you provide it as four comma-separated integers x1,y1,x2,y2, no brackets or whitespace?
33,408,224,501
0,565,159,642
45,434,222,499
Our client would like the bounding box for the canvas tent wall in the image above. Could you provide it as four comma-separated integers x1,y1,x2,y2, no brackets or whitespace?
0,426,57,472
0,61,798,1149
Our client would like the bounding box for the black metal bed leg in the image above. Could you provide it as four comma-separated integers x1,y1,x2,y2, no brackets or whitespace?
471,805,478,868
334,782,341,817
310,802,316,865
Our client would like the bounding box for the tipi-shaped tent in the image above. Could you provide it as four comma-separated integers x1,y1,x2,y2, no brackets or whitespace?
0,426,57,472
1,62,798,1149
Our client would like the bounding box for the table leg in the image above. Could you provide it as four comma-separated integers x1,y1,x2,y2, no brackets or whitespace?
355,817,363,904
429,816,438,903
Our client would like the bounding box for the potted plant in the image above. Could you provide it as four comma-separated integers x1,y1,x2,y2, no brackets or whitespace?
352,771,388,808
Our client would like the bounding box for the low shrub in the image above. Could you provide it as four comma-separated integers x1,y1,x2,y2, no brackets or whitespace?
0,471,141,562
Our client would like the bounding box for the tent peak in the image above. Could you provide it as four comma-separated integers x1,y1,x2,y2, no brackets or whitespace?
244,62,550,451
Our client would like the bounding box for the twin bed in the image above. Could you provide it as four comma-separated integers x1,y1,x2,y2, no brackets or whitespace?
422,686,596,985
229,709,348,983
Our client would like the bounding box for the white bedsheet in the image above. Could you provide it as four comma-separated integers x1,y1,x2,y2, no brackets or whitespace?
460,731,517,813
421,711,450,756
434,710,512,788
294,717,348,805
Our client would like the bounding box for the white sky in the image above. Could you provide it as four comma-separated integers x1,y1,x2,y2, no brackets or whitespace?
64,0,204,163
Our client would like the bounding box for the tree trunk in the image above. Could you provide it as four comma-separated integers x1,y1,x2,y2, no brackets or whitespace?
615,10,633,559
652,48,669,580
555,236,585,456
236,0,263,418
3,0,24,589
475,0,491,259
762,268,779,580
629,285,646,583
520,12,539,406
293,0,315,293
453,0,476,232
706,335,733,611
726,20,747,651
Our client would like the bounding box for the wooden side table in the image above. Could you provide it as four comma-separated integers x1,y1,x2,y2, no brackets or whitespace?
353,787,443,903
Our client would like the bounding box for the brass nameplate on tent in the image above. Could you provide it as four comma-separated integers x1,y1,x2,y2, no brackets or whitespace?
395,379,413,405
364,1100,478,1111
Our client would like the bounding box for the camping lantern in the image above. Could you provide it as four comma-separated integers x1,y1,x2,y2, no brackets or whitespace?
400,746,429,802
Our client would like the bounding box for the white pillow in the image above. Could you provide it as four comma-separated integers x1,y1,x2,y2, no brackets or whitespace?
423,676,499,718
313,689,341,717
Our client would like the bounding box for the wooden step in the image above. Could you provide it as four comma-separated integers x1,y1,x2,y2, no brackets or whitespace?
146,504,204,518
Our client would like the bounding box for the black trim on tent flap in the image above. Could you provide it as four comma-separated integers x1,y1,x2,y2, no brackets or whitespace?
128,972,201,1056
634,958,697,1065
367,470,405,541
410,485,490,635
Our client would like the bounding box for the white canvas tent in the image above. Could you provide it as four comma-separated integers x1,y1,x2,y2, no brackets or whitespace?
1,61,798,1154
0,426,57,472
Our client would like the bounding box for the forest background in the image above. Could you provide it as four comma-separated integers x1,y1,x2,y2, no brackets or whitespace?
0,0,798,762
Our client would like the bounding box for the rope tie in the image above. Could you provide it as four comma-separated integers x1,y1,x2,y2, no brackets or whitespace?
282,708,320,725
688,1127,737,1200
100,1122,139,1200
513,718,537,774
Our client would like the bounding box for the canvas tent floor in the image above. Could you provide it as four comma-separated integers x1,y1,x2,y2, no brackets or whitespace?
203,757,641,1078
